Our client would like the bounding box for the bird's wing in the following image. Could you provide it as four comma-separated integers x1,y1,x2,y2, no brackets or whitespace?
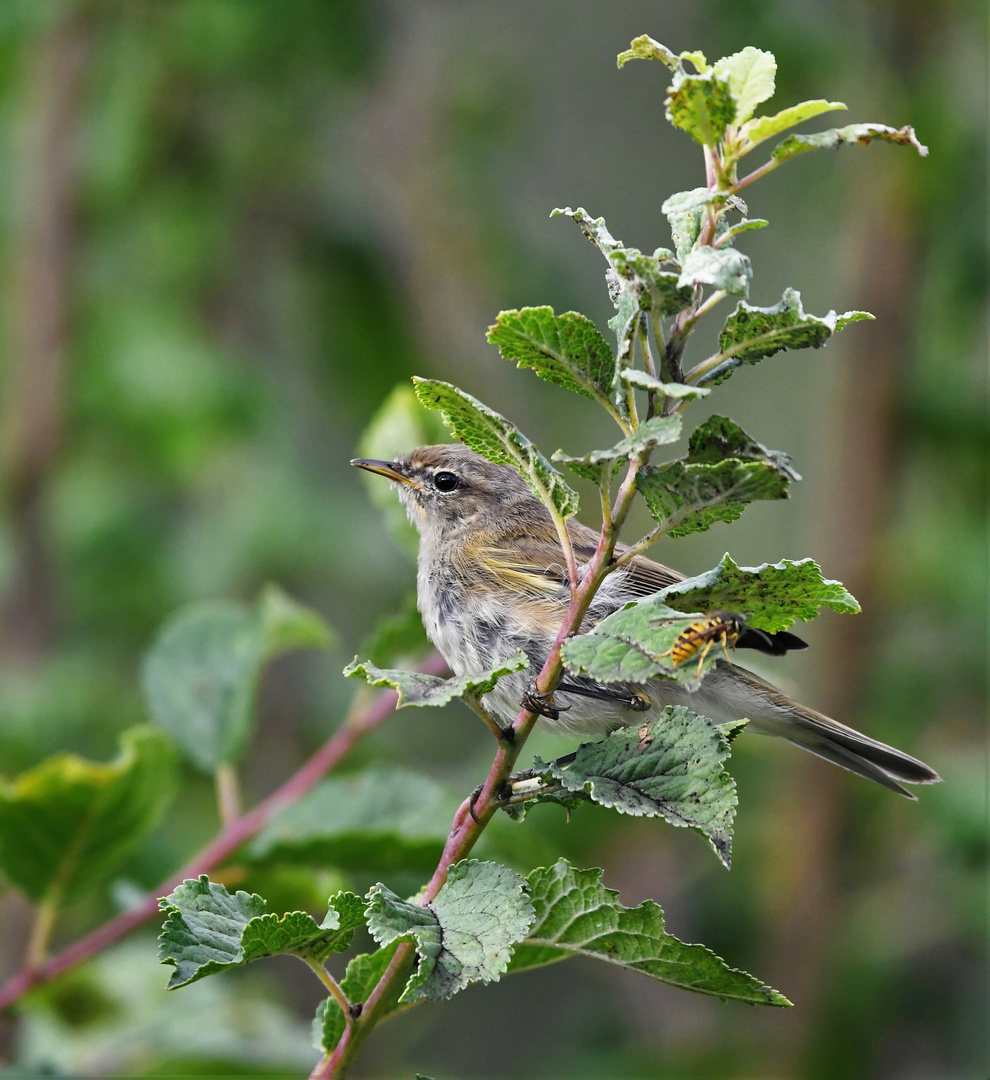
476,533,572,595
616,551,685,595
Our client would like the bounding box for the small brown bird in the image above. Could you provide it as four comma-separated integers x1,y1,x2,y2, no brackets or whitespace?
353,444,940,798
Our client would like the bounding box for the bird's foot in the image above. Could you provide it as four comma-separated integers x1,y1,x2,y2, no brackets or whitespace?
522,685,567,720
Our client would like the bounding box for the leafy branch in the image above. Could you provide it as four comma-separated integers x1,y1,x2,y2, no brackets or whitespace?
0,624,448,1014
292,33,926,1079
0,30,927,1080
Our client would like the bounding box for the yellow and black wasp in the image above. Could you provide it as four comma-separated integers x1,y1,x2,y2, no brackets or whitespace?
661,611,807,675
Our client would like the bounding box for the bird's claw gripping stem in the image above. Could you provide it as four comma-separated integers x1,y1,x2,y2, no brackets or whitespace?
522,685,567,720
467,783,484,824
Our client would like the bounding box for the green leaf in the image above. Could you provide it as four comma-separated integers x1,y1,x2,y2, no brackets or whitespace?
412,378,579,518
258,584,335,655
714,47,776,125
142,588,333,771
366,860,535,1002
656,553,861,633
616,34,680,70
718,218,769,244
0,726,177,905
741,99,846,149
343,651,529,709
665,70,737,146
247,767,458,873
637,458,791,538
159,878,365,990
687,414,800,481
679,50,710,74
487,307,616,408
667,202,704,264
356,383,455,558
553,415,682,484
620,368,711,402
561,602,720,691
771,122,928,163
707,287,872,386
313,944,399,1054
531,708,742,865
509,860,790,1006
678,247,752,297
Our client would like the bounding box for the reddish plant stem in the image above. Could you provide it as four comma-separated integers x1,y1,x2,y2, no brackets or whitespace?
317,461,646,1079
0,651,448,1015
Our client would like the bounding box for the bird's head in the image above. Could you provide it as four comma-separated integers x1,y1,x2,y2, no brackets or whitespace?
351,444,544,543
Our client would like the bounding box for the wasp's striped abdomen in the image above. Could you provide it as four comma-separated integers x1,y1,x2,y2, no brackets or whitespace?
665,613,745,671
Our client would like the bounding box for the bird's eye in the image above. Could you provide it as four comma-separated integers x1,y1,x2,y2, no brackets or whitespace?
433,471,459,492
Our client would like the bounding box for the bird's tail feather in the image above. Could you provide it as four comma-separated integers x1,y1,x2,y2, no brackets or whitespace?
702,665,941,798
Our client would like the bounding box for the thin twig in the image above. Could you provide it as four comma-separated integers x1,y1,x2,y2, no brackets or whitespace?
679,289,728,337
305,959,355,1040
733,157,778,193
463,693,511,744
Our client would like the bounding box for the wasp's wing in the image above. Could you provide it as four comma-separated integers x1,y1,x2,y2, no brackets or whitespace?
737,626,809,655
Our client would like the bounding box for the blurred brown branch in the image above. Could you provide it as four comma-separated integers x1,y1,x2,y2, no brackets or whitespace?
0,11,91,660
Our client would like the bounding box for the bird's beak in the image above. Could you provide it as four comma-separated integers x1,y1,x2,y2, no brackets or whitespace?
350,458,418,486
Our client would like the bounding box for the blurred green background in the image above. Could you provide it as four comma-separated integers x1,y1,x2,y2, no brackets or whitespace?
0,1,985,1077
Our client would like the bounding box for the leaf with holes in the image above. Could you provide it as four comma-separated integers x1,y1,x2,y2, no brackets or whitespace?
551,206,621,256
616,34,680,70
608,246,694,317
0,726,177,905
606,247,695,377
524,706,744,866
508,860,790,1005
771,122,928,163
701,287,873,386
665,69,736,146
412,379,579,518
656,553,860,633
366,860,534,1002
159,878,365,989
687,414,800,481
